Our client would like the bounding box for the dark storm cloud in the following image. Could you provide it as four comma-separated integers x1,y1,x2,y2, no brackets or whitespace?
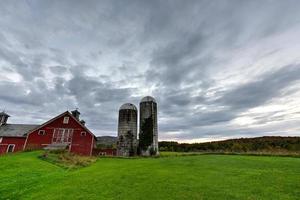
148,33,210,87
220,65,300,109
0,41,44,80
67,75,133,105
0,0,300,140
159,65,300,135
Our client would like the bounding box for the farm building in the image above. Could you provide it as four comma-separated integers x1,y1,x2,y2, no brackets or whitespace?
116,96,159,157
0,110,97,156
139,96,159,156
0,112,38,155
117,103,138,156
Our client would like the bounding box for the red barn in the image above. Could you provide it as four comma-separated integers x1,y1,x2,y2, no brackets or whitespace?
25,110,96,156
0,110,97,156
0,112,38,155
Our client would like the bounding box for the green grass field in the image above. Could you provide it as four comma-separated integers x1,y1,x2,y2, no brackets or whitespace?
0,151,299,200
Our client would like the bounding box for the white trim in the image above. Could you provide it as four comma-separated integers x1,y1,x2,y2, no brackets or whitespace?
24,111,69,150
24,111,97,154
23,135,29,150
90,134,94,156
27,111,96,138
0,137,2,143
63,116,69,124
26,111,69,135
38,130,45,135
66,112,96,138
52,128,73,144
6,144,15,153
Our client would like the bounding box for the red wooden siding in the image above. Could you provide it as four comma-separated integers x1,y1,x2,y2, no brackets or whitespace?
70,129,94,156
25,112,96,156
0,137,26,155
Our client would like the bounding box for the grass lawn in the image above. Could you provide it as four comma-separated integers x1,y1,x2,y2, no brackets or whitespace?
0,151,299,200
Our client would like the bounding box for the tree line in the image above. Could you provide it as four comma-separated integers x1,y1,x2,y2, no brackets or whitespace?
159,136,300,153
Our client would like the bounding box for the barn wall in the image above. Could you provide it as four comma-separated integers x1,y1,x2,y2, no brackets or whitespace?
25,113,95,156
70,131,94,156
0,137,26,155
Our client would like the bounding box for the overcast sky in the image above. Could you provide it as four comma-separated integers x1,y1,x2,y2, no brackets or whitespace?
1,0,300,142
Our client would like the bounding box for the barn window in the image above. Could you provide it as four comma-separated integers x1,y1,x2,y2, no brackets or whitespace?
7,144,15,153
52,128,73,143
81,131,87,136
63,116,69,124
38,130,46,135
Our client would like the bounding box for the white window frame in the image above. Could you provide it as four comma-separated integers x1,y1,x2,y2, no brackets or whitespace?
38,130,46,135
0,137,2,143
7,144,15,153
63,116,69,124
52,128,73,144
81,131,87,136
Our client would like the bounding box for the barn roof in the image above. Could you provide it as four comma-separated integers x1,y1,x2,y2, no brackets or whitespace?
0,124,39,137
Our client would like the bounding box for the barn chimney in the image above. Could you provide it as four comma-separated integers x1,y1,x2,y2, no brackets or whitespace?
80,120,86,126
71,109,80,120
0,111,10,126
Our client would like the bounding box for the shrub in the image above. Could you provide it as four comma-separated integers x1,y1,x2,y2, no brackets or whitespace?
39,151,96,169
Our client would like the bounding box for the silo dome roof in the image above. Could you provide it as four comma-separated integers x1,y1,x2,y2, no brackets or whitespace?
141,96,156,103
119,103,137,110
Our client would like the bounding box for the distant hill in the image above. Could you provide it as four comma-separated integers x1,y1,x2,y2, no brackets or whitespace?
96,136,300,153
96,136,117,148
159,136,300,153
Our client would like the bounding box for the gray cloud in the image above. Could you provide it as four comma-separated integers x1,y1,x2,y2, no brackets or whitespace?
220,65,300,109
0,0,300,141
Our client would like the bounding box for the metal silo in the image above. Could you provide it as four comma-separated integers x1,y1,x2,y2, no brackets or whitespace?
139,96,159,156
117,103,138,156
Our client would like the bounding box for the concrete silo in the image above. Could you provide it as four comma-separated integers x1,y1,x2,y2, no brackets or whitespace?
117,103,138,156
139,96,159,156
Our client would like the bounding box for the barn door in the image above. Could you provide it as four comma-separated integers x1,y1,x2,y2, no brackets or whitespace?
52,128,73,143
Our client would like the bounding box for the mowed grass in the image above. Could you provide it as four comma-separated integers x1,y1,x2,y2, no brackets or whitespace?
0,151,299,200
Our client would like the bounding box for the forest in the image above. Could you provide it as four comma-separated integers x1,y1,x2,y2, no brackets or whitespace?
159,136,300,153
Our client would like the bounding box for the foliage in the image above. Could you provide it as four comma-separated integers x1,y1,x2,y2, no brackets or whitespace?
159,151,300,158
0,151,300,199
149,146,157,156
39,151,96,169
159,136,300,154
48,149,68,154
139,116,153,151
